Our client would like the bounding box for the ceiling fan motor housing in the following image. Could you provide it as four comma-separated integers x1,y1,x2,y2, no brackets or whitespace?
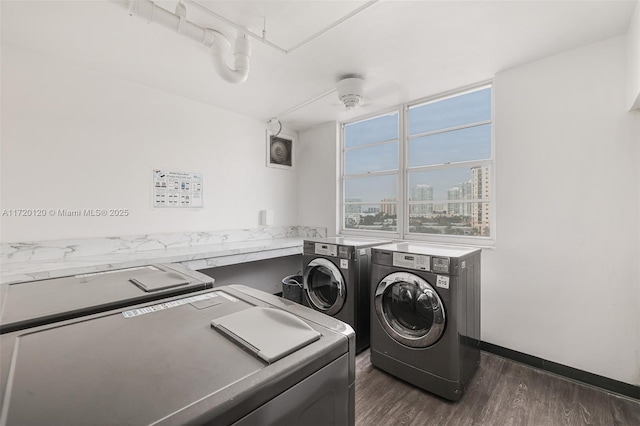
337,77,365,110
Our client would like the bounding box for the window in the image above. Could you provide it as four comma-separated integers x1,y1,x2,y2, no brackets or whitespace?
343,112,399,232
341,84,493,244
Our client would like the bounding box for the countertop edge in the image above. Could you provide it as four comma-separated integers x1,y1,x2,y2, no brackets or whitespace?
1,238,305,284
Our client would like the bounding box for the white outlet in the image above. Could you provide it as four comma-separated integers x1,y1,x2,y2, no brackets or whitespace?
260,210,274,226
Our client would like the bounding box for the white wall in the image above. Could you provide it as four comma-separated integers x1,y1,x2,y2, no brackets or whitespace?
297,35,640,386
628,0,640,110
0,46,298,242
488,35,639,385
297,122,339,236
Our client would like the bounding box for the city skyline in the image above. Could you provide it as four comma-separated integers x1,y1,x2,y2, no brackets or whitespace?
343,86,492,236
345,165,491,236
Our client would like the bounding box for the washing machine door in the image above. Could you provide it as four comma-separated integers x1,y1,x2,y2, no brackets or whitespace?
304,258,346,316
374,271,445,348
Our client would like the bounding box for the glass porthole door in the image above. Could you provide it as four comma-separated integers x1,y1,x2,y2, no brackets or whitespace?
303,258,346,316
374,272,446,348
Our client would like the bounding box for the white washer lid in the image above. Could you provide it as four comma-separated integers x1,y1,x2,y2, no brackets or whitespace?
211,307,321,363
129,271,190,292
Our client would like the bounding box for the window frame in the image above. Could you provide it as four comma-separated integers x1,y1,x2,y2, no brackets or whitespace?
339,80,495,247
341,107,402,239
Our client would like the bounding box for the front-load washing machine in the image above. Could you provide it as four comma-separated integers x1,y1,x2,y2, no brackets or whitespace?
369,242,481,401
302,237,390,353
0,285,355,425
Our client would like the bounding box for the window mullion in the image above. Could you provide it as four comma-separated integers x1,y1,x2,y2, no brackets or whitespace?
343,169,399,179
344,137,398,152
399,104,407,239
409,198,488,204
408,119,492,140
408,160,492,173
339,123,345,235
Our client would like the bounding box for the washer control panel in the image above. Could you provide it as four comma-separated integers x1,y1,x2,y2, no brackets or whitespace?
392,252,430,271
432,257,450,274
338,246,354,259
315,243,337,257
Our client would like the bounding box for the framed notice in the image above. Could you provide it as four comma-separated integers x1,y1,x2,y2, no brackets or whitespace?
153,169,203,208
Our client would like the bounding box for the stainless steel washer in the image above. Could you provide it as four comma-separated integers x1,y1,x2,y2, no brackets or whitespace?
302,237,390,353
0,263,214,334
0,285,355,425
369,242,481,401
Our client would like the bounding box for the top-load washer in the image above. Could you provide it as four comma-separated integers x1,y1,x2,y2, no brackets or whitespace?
0,284,355,425
0,263,214,334
302,236,390,353
369,243,481,401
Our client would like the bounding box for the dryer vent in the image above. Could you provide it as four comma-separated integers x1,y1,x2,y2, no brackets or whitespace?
269,135,293,167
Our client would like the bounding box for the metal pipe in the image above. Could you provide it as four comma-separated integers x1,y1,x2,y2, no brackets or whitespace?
128,0,208,45
126,0,251,83
211,32,251,84
185,0,287,54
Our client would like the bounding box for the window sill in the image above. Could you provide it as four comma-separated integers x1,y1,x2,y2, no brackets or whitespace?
340,229,495,250
402,234,495,249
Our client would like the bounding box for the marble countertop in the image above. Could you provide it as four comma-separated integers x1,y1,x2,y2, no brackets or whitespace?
1,237,305,284
0,226,328,284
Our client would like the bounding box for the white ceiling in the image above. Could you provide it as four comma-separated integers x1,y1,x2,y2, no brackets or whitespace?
1,0,636,131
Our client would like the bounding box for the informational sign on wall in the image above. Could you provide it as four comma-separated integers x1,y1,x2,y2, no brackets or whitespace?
153,169,203,208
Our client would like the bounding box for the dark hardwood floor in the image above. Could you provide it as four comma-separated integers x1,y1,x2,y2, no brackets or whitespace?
355,350,640,425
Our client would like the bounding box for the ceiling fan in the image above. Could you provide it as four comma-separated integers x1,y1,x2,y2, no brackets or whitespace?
336,76,365,110
267,74,403,131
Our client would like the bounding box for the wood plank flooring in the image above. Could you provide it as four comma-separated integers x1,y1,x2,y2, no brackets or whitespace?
355,350,640,425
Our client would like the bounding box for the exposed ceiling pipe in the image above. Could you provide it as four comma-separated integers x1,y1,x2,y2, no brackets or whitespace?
126,0,250,84
210,32,251,84
186,0,287,54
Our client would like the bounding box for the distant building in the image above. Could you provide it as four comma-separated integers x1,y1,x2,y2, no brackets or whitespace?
411,184,433,216
471,166,491,235
432,203,447,215
447,181,472,216
380,198,397,216
447,186,462,215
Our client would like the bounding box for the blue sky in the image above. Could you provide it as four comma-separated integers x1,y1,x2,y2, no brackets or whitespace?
344,87,491,202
